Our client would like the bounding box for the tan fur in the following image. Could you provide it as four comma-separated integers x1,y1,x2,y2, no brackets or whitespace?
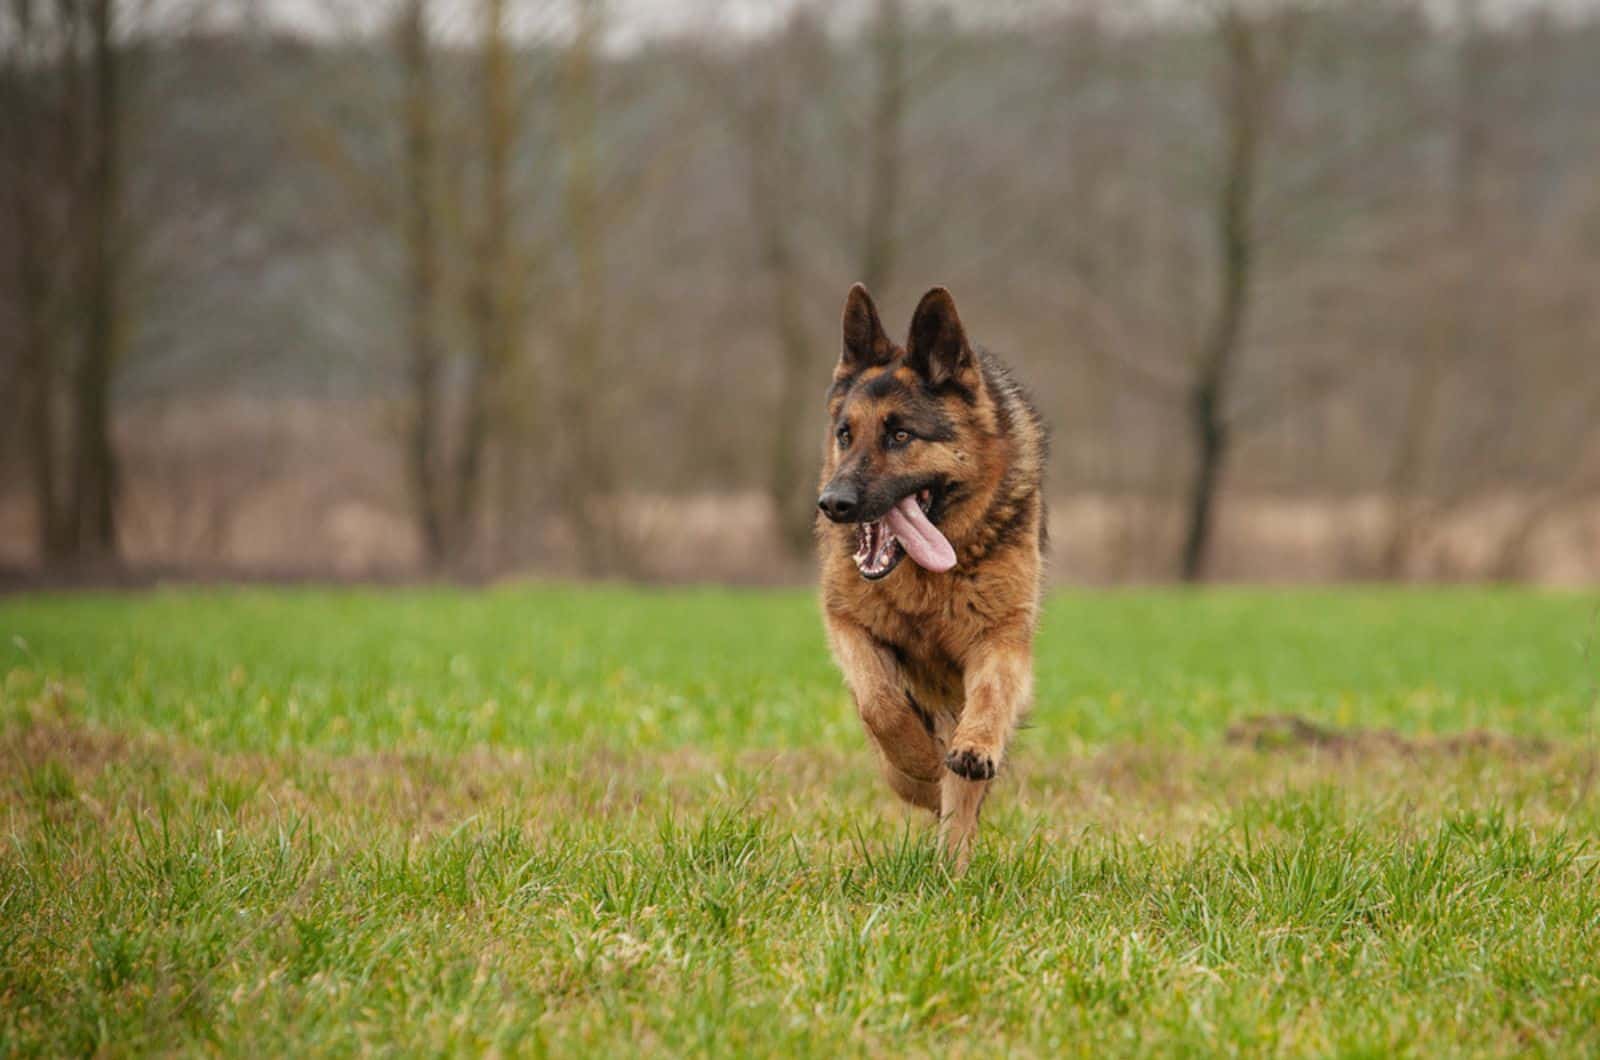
818,285,1048,873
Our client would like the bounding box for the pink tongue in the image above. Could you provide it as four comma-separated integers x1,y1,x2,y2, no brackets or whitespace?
885,495,957,573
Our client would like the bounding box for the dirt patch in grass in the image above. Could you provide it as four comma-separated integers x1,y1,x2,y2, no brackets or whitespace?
1224,712,1556,757
5,713,132,778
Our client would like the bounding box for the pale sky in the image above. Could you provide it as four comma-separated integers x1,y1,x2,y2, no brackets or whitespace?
198,0,1600,48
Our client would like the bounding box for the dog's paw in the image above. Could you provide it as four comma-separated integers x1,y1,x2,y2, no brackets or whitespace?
945,746,997,781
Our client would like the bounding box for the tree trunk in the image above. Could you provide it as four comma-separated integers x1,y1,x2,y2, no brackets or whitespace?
1178,9,1262,583
1180,382,1229,582
74,0,122,564
5,0,80,566
454,0,518,569
741,31,820,559
558,0,620,575
398,0,446,569
15,197,70,563
6,33,69,565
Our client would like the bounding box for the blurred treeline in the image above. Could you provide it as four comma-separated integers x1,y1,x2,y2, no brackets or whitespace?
2,0,1599,584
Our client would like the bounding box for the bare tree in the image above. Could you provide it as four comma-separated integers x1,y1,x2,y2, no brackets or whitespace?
454,0,524,566
554,0,623,574
396,0,448,568
698,0,923,558
73,0,123,563
308,0,531,571
1,0,72,561
1380,0,1489,578
1176,4,1300,581
696,12,831,557
1,0,130,567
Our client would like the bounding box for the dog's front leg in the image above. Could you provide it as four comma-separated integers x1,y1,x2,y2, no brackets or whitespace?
941,636,1032,869
827,617,944,813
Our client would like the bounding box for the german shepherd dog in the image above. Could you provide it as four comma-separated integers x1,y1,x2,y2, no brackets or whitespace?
818,284,1047,869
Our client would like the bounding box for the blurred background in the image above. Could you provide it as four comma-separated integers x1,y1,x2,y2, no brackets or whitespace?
2,0,1598,586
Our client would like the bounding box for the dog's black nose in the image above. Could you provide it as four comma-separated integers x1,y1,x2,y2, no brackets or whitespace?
818,486,859,523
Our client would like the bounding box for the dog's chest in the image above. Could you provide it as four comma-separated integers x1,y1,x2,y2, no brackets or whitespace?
852,580,989,697
868,611,965,708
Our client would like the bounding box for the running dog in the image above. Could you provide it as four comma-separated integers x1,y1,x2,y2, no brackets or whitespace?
817,284,1048,869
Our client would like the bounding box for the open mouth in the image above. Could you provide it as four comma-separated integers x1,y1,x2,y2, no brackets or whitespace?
852,488,941,580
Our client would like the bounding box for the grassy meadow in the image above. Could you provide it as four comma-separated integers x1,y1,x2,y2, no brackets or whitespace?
2,586,1599,1055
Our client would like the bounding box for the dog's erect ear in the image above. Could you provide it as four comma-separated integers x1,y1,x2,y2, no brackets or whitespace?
839,283,893,375
905,287,974,388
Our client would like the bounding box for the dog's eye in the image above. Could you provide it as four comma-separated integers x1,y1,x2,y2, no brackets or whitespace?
891,429,911,446
836,426,852,448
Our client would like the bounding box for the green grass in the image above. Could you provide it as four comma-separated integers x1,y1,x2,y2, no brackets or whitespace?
3,586,1599,1056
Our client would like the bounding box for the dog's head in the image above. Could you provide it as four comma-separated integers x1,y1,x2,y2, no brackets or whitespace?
818,284,984,580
